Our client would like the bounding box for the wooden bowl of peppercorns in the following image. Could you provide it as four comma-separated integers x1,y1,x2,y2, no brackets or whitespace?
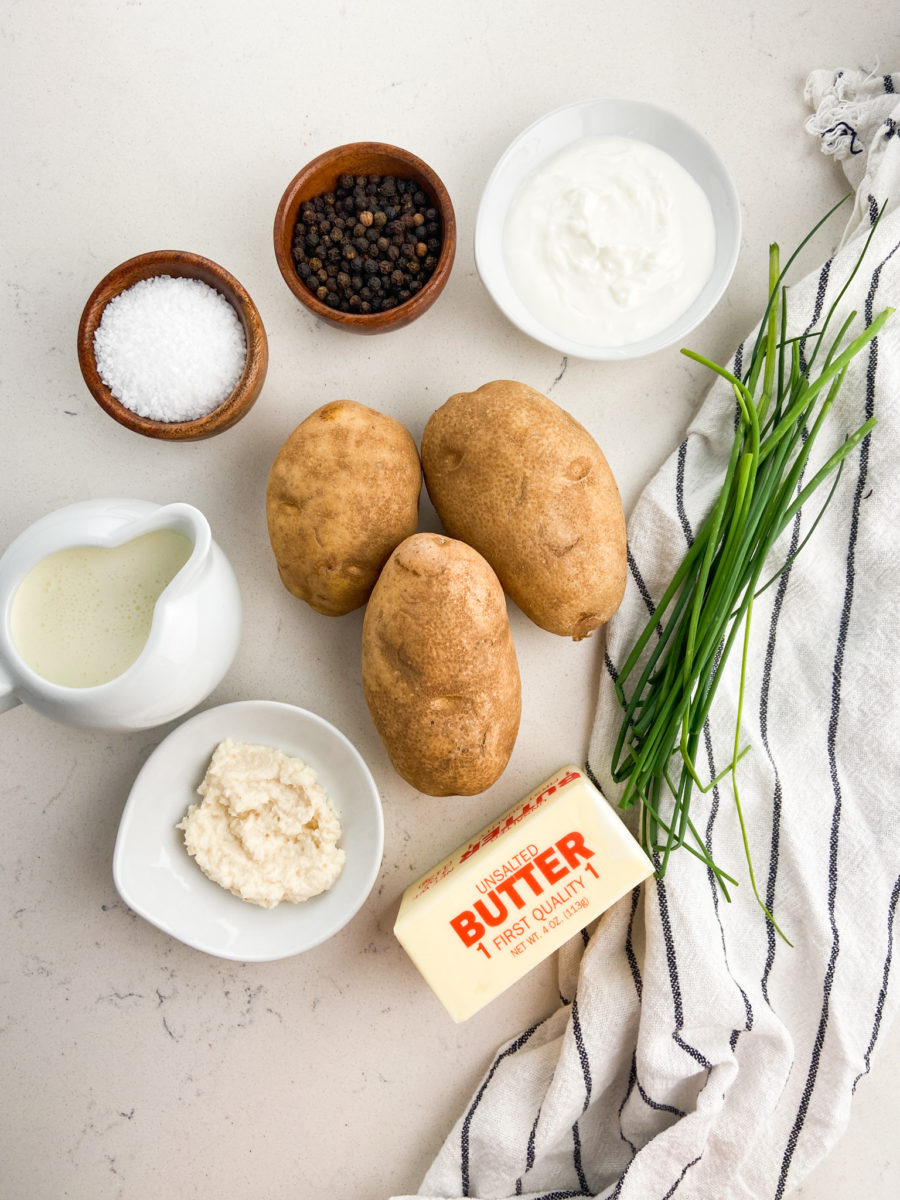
273,142,456,333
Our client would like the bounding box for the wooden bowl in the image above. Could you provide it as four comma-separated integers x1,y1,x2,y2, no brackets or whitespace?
273,142,456,333
77,250,268,440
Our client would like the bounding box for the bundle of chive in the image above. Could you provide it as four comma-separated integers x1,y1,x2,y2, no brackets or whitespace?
610,200,893,936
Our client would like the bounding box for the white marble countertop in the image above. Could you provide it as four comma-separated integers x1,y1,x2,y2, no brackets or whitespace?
2,2,898,1197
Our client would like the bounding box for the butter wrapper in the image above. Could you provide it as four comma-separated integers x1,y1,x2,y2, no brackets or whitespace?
393,765,653,1021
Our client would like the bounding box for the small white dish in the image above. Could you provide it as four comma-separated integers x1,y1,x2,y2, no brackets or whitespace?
113,700,384,961
475,97,741,360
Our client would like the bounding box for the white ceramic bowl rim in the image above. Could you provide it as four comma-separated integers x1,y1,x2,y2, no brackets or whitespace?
474,96,742,360
113,700,384,961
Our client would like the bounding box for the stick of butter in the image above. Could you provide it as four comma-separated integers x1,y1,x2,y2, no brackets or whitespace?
394,765,654,1022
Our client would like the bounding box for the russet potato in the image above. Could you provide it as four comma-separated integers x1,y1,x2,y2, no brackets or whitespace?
266,400,421,616
361,533,521,796
421,380,627,640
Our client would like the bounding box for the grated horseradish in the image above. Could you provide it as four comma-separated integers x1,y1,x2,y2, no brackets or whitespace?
177,739,345,908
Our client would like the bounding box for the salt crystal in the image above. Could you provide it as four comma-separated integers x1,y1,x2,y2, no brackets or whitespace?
93,274,247,423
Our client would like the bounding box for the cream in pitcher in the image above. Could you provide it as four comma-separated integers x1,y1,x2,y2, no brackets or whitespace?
0,498,242,729
11,530,193,688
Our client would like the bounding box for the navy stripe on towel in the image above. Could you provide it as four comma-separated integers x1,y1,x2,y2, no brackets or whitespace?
660,1155,702,1198
853,871,900,1092
760,257,832,1005
675,439,693,548
514,1106,543,1195
460,1021,543,1196
655,876,712,1071
569,995,593,1192
774,243,895,1199
616,1055,639,1159
624,885,643,1002
627,546,661,624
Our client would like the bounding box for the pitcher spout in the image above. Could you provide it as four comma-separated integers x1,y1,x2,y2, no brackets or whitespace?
150,503,212,589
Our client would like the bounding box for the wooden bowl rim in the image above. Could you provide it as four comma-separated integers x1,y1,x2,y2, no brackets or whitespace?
273,141,457,332
77,249,268,441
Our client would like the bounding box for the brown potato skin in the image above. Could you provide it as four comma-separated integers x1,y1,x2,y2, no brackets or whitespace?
266,400,421,616
362,534,521,796
421,380,627,640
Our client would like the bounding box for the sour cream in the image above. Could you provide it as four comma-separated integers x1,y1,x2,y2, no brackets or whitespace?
503,135,716,348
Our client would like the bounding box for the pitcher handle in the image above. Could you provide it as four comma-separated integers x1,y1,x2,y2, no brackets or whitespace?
0,661,22,715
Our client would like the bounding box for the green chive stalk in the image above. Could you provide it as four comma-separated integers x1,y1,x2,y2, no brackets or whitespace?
610,199,893,935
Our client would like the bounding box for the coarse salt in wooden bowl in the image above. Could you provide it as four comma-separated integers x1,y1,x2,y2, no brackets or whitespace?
273,142,457,334
77,250,268,441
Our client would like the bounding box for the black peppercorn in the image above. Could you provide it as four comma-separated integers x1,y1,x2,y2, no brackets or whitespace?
292,171,444,314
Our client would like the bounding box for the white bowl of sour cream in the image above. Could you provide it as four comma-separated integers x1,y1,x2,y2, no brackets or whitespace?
475,98,741,359
113,700,384,961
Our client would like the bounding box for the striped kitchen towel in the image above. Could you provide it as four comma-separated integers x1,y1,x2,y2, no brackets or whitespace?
395,68,900,1200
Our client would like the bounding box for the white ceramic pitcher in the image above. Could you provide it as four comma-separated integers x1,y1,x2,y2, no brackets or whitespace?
0,498,242,730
